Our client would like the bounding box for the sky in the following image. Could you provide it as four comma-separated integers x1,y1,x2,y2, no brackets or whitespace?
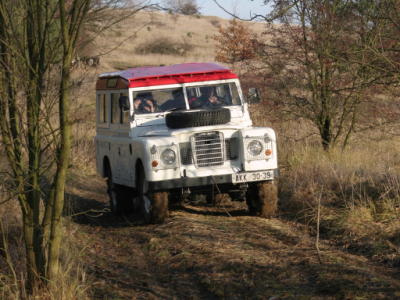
200,0,271,20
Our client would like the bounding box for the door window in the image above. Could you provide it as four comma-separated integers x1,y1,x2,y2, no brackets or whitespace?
111,93,119,123
120,92,129,124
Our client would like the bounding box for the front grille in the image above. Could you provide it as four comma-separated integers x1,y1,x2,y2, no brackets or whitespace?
180,136,238,166
225,140,231,160
190,131,225,168
225,138,238,160
179,142,192,165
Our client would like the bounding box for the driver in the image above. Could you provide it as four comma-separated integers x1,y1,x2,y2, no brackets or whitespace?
189,86,224,108
134,92,160,114
159,89,186,111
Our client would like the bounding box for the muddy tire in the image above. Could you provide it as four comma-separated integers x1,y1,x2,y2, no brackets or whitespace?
138,167,168,224
165,108,230,129
246,181,278,218
106,163,133,215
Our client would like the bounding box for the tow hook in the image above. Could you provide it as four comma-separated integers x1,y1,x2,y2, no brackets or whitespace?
179,188,191,202
182,188,191,196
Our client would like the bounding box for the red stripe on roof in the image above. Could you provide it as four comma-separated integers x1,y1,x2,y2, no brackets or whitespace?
98,63,237,89
127,72,238,88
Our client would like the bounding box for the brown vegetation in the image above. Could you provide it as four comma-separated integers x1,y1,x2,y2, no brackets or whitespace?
214,19,254,69
1,7,400,300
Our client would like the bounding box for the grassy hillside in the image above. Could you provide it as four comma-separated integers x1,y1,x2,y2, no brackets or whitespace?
86,11,266,72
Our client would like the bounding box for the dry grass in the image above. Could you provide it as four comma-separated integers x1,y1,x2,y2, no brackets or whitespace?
0,191,92,300
1,8,400,299
248,106,400,265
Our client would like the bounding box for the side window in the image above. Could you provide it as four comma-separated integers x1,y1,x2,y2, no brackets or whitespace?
111,93,119,124
120,92,129,124
229,83,241,105
98,94,108,123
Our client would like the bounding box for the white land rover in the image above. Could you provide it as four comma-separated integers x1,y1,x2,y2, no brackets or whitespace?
95,63,280,223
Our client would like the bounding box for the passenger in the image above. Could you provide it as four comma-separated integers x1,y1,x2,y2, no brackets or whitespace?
134,92,160,114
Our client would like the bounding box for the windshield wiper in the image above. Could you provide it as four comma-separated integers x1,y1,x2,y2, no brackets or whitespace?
156,106,186,118
164,106,186,113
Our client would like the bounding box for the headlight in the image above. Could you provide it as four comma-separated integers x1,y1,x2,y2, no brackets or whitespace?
247,140,263,156
161,149,176,165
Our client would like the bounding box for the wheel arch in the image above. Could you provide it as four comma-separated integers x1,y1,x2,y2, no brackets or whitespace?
135,158,144,189
102,156,110,178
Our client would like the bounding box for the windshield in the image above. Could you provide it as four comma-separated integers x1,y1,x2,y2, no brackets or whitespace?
132,82,242,115
133,87,185,115
187,83,241,109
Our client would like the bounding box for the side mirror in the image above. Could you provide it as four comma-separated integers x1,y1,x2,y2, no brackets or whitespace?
119,96,130,111
247,87,260,104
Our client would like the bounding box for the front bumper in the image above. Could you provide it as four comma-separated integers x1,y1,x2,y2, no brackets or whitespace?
148,169,280,191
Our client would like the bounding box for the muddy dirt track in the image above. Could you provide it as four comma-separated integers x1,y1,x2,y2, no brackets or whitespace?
65,172,400,300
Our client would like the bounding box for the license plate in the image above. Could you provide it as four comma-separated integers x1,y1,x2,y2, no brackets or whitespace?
232,171,274,183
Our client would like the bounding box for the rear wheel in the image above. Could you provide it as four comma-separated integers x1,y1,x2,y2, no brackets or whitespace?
246,181,278,218
138,167,168,224
106,164,133,215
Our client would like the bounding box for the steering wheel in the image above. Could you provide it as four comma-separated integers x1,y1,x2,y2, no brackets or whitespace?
218,97,230,105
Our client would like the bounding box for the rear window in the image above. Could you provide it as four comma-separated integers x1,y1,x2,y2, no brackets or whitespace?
106,78,118,88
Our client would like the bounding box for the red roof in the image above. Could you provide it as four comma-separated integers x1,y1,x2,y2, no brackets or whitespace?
96,63,238,89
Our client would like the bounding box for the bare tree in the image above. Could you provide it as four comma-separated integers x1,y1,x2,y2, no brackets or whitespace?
166,0,200,15
0,0,151,292
366,0,400,84
245,0,399,150
214,0,301,22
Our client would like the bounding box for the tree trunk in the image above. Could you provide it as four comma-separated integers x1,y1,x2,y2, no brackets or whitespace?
47,52,73,282
23,211,39,291
25,0,47,287
321,118,332,150
47,0,91,280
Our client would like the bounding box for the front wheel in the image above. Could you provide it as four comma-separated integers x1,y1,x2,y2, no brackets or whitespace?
246,181,278,218
138,167,169,224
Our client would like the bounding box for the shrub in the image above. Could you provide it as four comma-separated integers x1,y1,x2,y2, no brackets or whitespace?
209,17,220,27
167,0,200,15
135,37,194,56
